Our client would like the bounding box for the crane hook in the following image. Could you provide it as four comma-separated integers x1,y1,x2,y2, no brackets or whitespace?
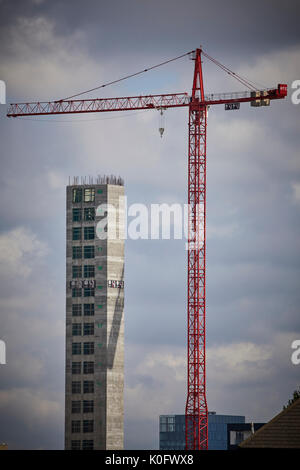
158,107,165,138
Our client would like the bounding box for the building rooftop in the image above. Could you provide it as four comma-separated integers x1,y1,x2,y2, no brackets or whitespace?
240,398,300,448
68,175,124,186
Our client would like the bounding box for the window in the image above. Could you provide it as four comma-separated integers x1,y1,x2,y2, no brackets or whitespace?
83,361,94,374
84,227,95,240
71,440,81,450
84,188,95,202
84,287,95,297
83,420,94,433
84,208,95,221
230,431,250,445
166,416,175,432
84,246,94,259
72,208,82,222
82,440,93,450
84,265,95,278
72,246,82,259
83,381,94,394
160,416,175,433
72,362,81,375
84,304,94,316
72,323,82,336
72,288,82,298
83,323,94,336
72,420,81,433
84,342,94,355
72,188,82,203
72,381,81,394
72,343,82,355
83,400,94,413
71,401,81,413
72,266,82,278
72,304,82,317
73,227,81,241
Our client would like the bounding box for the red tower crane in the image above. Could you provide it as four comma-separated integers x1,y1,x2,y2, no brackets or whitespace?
7,48,287,450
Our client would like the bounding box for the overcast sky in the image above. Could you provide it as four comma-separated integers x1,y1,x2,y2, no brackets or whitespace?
0,0,299,450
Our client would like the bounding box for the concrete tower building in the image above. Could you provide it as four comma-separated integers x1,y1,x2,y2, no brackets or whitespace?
65,176,125,450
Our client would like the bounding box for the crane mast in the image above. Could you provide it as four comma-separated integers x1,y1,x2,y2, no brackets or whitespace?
6,48,287,451
186,48,208,450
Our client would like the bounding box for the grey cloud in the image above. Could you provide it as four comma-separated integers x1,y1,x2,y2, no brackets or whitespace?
2,0,300,59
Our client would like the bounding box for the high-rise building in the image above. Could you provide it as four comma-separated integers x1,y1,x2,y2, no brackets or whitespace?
65,176,125,450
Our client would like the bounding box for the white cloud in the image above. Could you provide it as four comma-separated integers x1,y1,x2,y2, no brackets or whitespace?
207,341,274,385
0,227,64,347
238,45,300,91
207,333,300,421
125,332,300,445
141,350,186,383
0,387,62,428
1,14,187,190
125,344,186,423
212,118,264,152
2,16,103,100
0,227,48,278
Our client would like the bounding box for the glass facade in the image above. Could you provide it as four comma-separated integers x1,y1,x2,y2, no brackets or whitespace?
159,415,185,450
208,413,245,450
159,413,245,450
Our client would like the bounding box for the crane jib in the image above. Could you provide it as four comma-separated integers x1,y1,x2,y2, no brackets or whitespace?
7,85,287,118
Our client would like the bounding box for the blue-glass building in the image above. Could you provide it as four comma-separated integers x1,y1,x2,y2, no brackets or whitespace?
159,412,245,450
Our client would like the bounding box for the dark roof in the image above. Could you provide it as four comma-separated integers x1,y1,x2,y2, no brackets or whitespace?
240,399,300,448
